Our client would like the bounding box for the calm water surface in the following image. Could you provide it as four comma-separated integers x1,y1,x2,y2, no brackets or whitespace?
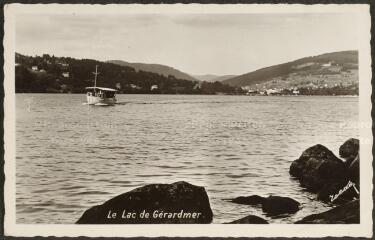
16,94,359,223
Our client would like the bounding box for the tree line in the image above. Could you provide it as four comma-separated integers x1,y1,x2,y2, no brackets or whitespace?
15,53,243,95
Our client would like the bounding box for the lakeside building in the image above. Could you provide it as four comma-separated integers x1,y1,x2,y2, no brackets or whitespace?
266,88,282,95
62,72,70,78
322,61,333,67
246,89,259,95
130,84,141,90
58,62,69,68
293,90,300,95
194,82,202,90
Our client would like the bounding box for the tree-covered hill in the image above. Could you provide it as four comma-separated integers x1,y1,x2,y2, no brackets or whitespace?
108,60,198,82
192,74,237,82
223,50,358,88
15,53,242,95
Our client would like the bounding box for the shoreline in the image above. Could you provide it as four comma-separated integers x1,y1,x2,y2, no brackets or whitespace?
15,92,359,97
76,138,360,224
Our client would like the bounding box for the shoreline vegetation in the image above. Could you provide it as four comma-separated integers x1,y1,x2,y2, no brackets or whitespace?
16,52,358,96
77,138,359,224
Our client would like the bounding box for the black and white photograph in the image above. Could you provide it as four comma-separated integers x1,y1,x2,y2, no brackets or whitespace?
3,3,373,238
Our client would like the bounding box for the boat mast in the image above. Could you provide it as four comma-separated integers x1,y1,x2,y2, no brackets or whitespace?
93,65,100,88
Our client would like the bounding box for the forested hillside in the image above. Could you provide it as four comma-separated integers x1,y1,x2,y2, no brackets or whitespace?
223,51,358,94
15,53,242,95
108,60,198,82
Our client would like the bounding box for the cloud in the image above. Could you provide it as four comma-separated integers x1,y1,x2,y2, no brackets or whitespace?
15,12,359,75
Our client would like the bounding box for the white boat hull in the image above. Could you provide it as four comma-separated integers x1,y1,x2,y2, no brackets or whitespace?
86,95,116,105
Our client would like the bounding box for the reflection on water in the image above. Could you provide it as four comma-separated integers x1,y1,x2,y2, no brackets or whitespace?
16,94,358,223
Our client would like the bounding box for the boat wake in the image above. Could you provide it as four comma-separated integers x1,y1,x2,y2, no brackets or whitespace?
82,102,117,106
115,102,129,105
82,102,129,106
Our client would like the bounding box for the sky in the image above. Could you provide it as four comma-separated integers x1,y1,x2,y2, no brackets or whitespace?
16,12,359,75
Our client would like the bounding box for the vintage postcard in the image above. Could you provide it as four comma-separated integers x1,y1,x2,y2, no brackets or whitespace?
3,3,373,238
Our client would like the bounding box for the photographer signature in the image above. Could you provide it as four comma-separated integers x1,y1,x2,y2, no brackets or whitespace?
329,180,359,202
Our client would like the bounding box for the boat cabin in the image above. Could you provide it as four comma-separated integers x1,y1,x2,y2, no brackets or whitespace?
86,87,117,98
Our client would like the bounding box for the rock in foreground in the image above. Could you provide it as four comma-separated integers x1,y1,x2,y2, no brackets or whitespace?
339,138,360,186
295,200,359,224
290,140,360,203
229,195,300,216
348,154,360,186
76,181,213,224
227,215,268,224
317,180,359,203
262,196,300,216
289,144,348,192
227,195,265,205
339,138,359,165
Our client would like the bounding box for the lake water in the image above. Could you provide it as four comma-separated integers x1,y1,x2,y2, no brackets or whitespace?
16,94,359,224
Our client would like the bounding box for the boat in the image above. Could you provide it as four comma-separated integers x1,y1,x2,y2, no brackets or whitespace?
85,65,117,106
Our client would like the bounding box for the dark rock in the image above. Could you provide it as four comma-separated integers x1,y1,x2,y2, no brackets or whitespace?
261,196,300,216
228,195,265,205
76,181,213,224
348,154,360,186
289,144,348,192
227,215,269,224
295,200,359,224
339,138,359,166
317,180,359,203
289,160,305,178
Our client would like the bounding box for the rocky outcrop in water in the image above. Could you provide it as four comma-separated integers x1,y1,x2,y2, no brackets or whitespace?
339,138,359,166
348,154,360,186
295,200,359,224
228,195,265,206
340,138,360,186
76,181,213,224
316,180,358,203
227,215,269,224
228,195,300,216
226,138,360,224
289,144,348,192
75,138,359,224
262,196,300,216
289,139,360,203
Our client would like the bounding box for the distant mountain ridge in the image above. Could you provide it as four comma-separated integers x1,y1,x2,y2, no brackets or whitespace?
108,60,198,82
193,74,237,82
223,50,358,88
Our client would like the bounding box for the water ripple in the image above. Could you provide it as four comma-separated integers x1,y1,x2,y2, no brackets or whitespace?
16,94,359,224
